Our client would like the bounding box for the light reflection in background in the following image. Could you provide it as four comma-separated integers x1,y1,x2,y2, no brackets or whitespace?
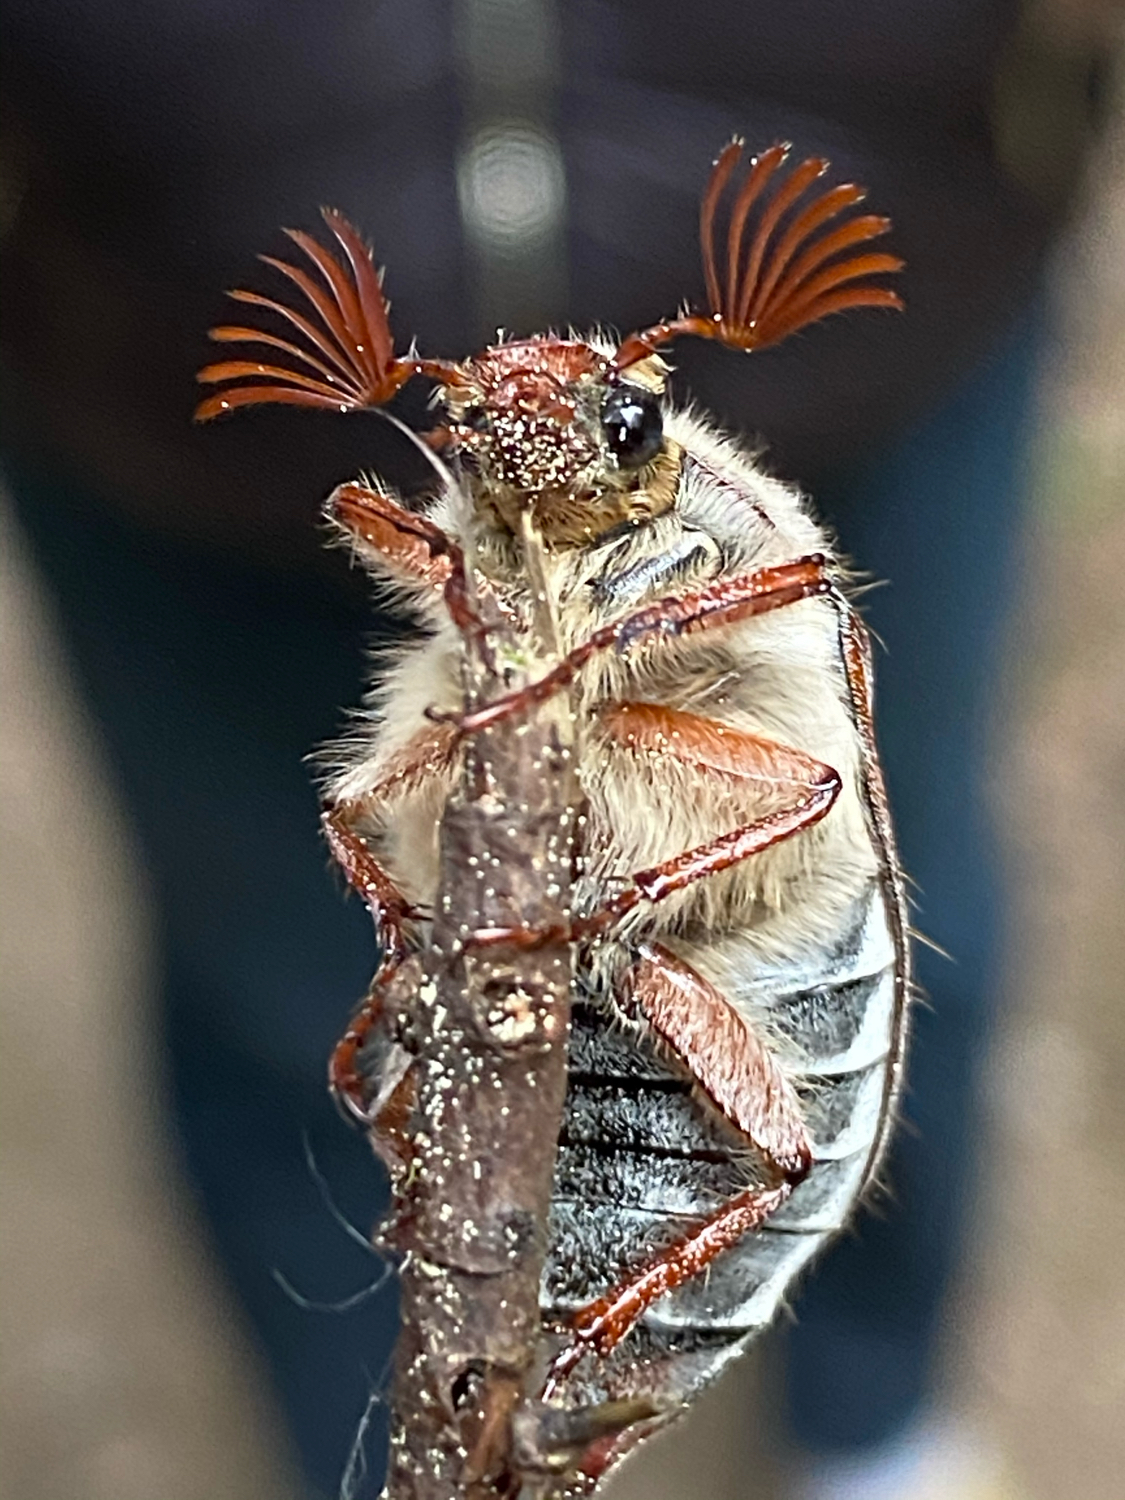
455,0,567,338
457,122,567,259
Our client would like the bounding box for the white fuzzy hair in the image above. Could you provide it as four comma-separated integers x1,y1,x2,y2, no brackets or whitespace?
323,402,882,1022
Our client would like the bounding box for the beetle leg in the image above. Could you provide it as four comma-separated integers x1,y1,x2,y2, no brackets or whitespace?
833,601,913,1182
327,480,485,641
323,809,425,953
543,943,812,1394
328,955,418,1137
466,706,840,952
580,703,841,932
457,554,834,735
327,943,410,1123
324,722,459,1117
329,481,455,589
324,719,459,937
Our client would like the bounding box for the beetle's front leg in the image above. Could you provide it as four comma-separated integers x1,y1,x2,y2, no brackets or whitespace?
328,480,489,649
543,943,813,1396
457,554,834,735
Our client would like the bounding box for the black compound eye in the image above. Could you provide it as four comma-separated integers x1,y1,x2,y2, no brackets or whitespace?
601,386,663,470
461,404,491,432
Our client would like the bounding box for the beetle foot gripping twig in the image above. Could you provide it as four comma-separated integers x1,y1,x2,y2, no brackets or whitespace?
511,1396,665,1493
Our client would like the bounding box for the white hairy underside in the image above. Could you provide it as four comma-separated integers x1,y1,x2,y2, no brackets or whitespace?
326,406,880,999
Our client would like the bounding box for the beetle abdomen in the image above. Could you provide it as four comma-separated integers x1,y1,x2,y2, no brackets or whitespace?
541,879,898,1409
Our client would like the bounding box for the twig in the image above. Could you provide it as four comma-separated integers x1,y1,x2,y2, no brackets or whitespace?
379,551,578,1499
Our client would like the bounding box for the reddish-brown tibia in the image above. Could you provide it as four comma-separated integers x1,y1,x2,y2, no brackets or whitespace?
328,958,419,1146
543,942,812,1395
327,481,490,650
455,555,833,738
587,704,841,930
194,208,460,421
322,807,421,947
613,138,903,369
329,482,455,595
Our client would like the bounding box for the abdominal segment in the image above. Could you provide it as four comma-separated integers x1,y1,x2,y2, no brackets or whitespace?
541,880,896,1414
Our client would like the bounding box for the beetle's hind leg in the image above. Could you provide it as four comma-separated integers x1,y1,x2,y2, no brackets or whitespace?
329,954,421,1163
327,944,412,1125
543,944,812,1395
323,801,420,1121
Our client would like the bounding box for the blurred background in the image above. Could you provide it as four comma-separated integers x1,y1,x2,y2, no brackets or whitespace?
2,4,1124,1499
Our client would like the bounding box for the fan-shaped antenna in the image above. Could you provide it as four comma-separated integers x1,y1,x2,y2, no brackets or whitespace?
196,209,460,421
613,140,904,369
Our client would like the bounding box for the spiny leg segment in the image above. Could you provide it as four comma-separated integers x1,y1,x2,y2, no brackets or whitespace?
541,706,828,1391
544,942,812,1395
327,480,487,642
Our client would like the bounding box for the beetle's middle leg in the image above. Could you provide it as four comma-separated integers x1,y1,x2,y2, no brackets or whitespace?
543,942,813,1395
467,705,840,954
458,553,833,736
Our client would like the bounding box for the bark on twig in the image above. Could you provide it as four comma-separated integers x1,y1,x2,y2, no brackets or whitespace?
380,568,577,1500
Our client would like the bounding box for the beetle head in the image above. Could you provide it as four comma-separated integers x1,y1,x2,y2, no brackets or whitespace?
196,142,903,547
436,338,679,545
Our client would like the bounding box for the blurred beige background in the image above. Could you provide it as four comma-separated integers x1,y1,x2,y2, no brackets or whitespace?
4,57,1125,1500
0,497,302,1500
